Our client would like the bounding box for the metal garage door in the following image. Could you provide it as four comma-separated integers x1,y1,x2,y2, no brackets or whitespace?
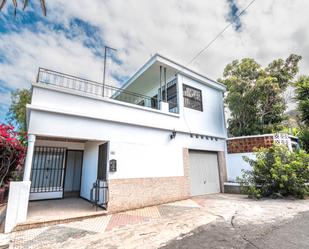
189,151,220,196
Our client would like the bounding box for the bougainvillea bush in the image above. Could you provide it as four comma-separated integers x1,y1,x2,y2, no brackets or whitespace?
0,124,26,190
237,144,309,199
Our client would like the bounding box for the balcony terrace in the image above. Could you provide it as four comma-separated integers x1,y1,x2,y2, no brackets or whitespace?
36,68,178,114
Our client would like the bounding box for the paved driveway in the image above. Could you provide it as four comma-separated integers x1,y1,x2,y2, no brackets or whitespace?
5,194,309,249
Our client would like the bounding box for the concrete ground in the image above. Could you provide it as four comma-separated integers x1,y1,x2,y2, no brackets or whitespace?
162,204,309,249
3,194,309,249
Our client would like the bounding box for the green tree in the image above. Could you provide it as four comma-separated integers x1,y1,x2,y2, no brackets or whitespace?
299,128,309,152
6,89,31,134
220,58,261,136
295,76,309,126
220,54,301,136
295,76,309,151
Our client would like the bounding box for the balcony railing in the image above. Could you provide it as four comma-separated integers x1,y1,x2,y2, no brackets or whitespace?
36,68,160,109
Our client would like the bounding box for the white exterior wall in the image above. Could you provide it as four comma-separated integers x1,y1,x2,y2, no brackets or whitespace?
30,80,226,139
27,75,227,201
226,153,255,182
80,141,102,200
125,73,226,138
28,109,225,201
179,75,226,137
28,110,225,173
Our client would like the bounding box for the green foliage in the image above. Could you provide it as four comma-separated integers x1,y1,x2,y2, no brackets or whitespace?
219,54,301,136
295,76,309,126
298,127,309,152
237,144,309,199
294,76,309,152
280,126,299,137
6,89,31,134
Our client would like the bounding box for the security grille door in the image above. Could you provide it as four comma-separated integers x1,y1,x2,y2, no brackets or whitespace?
189,151,220,196
30,147,66,193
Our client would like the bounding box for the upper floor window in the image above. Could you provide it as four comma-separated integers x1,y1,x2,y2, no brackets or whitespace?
162,83,177,110
183,84,203,111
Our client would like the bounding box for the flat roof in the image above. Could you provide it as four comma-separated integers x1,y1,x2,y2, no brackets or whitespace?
121,53,227,92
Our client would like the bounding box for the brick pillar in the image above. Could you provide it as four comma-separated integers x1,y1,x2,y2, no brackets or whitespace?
217,151,227,193
182,148,190,197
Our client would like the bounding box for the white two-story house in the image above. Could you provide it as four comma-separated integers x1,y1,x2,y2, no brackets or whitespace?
5,54,227,232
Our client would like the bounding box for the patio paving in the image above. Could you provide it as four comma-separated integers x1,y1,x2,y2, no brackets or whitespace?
7,194,309,249
25,197,106,225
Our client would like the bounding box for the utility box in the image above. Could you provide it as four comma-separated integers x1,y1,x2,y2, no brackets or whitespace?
109,159,117,172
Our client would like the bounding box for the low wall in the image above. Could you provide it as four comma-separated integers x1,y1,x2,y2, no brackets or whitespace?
226,152,255,182
227,136,273,153
5,181,31,233
226,135,273,182
108,176,190,212
108,148,190,212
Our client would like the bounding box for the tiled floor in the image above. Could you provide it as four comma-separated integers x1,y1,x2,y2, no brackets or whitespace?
26,198,106,223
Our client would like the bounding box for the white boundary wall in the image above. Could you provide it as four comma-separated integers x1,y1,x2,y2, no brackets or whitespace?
226,153,255,182
5,181,31,233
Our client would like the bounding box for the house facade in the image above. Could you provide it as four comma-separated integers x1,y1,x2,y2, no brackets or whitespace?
5,54,228,232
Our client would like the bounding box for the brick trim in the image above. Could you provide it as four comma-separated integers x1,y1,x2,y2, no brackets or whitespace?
108,149,191,212
227,136,274,153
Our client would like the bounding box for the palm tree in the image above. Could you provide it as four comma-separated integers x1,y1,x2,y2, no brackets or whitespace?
0,0,46,16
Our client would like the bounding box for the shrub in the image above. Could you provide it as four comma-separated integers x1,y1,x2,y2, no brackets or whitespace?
237,144,309,199
0,124,26,189
299,127,309,152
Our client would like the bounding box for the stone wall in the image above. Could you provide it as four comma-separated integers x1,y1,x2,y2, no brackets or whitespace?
108,148,190,212
227,136,274,154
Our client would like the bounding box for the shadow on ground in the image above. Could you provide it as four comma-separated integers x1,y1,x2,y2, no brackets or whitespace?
160,211,309,249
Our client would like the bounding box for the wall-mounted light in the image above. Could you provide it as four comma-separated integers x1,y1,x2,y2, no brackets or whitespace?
170,130,177,139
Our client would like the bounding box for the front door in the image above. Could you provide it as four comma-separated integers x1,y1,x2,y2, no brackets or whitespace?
64,150,83,197
97,143,108,180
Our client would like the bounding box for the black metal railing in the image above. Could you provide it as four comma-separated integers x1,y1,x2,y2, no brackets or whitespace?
30,146,66,193
90,179,108,210
36,68,178,112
